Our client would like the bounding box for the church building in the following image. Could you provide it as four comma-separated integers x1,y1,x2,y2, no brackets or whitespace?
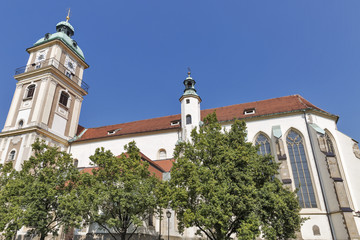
1,17,360,240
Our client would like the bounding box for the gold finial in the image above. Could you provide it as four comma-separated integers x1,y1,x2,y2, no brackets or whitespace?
187,67,191,77
66,8,71,22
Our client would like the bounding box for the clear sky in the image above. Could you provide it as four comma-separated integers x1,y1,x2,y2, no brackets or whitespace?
1,1,359,141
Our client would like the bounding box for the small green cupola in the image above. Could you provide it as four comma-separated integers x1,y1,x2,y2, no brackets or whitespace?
33,12,85,61
180,69,201,103
56,21,75,37
182,71,198,97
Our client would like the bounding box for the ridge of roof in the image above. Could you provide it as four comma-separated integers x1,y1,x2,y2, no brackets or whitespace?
85,113,181,130
73,95,336,142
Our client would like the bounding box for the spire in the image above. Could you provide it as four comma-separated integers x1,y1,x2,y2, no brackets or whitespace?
66,8,71,22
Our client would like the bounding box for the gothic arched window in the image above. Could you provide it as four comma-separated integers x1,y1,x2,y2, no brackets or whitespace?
26,84,36,99
286,130,317,208
59,91,70,107
186,115,192,125
255,133,271,156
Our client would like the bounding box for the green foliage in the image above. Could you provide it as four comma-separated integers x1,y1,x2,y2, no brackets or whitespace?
0,162,24,240
0,139,81,240
170,112,302,240
79,141,160,240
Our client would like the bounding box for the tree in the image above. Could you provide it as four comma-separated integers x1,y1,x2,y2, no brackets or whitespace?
79,141,160,240
169,112,302,240
0,140,82,240
0,163,24,240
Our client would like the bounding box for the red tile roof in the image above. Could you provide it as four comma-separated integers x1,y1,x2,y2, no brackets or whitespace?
138,152,165,179
74,95,335,142
155,159,175,172
80,152,165,180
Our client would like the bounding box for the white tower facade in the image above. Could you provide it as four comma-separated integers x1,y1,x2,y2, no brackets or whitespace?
179,72,201,142
0,18,89,169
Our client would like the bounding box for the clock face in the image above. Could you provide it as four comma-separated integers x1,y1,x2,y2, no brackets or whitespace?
65,55,77,74
35,49,48,63
37,54,45,61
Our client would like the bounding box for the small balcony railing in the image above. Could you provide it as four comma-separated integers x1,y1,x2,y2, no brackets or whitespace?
15,58,89,92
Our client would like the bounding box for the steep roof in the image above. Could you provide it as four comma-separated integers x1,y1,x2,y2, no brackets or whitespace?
80,152,165,180
74,95,335,142
155,159,175,172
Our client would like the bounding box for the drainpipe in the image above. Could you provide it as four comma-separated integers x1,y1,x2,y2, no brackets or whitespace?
303,110,336,240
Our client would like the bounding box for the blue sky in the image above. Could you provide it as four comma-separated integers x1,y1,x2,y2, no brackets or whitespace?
1,1,360,141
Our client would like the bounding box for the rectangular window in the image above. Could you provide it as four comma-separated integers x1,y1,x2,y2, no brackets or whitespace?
59,92,69,107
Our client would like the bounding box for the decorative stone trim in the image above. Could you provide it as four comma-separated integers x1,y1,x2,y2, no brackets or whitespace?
353,143,360,159
275,138,287,160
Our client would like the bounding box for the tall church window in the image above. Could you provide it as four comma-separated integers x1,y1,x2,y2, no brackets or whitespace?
59,91,70,107
286,130,317,208
255,133,271,155
186,115,192,125
26,84,36,99
8,150,16,161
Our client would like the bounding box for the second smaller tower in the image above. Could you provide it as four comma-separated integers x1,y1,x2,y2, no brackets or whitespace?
179,71,201,142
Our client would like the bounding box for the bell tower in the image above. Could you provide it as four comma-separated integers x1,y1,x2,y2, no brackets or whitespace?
0,15,89,169
180,70,201,142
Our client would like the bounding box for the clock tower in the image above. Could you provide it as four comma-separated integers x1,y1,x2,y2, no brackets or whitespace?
0,17,89,170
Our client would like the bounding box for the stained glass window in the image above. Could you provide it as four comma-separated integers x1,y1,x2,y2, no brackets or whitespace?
255,133,271,156
287,130,317,208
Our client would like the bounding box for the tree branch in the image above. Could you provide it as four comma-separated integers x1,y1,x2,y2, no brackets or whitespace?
127,225,138,240
97,221,118,240
195,223,214,240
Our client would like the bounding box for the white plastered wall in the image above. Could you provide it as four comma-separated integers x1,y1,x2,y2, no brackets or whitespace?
181,97,201,142
3,85,23,130
70,130,179,167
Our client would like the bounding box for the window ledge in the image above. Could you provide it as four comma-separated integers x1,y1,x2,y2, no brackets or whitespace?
59,103,69,110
